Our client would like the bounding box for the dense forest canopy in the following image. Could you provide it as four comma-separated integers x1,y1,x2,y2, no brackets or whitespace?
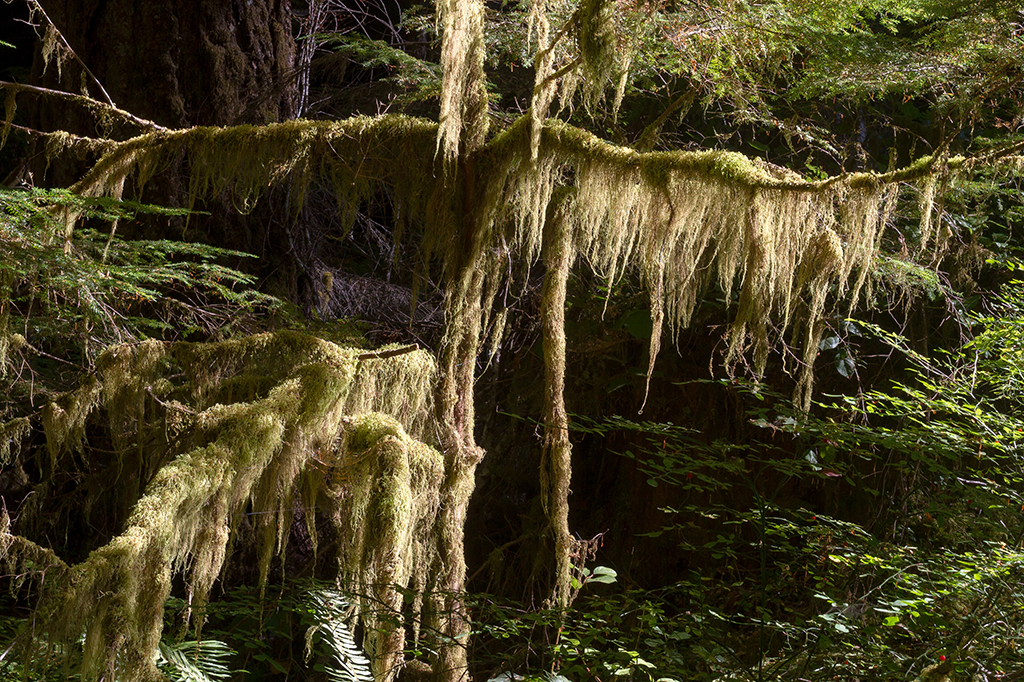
1,0,1024,681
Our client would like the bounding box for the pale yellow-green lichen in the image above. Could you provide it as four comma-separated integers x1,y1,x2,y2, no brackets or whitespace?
8,83,970,678
5,330,445,681
41,375,102,473
346,344,437,442
479,118,895,414
436,0,488,164
0,416,31,468
332,413,444,682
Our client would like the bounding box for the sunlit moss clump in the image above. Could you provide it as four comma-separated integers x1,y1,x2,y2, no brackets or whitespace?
1,58,982,674
1,331,441,682
333,413,444,681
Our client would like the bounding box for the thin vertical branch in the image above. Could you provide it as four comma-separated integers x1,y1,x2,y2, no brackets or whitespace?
27,0,116,107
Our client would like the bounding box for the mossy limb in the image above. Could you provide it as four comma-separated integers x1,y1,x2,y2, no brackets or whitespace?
8,330,444,680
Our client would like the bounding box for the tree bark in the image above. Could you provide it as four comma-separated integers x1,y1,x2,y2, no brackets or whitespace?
28,0,300,291
34,0,297,131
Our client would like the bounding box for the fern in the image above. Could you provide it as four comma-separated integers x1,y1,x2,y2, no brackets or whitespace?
318,33,442,104
0,187,280,378
156,638,237,682
305,589,375,682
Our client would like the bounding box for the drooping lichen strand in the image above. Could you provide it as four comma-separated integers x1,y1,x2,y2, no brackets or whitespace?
527,0,564,163
97,338,170,453
0,270,15,378
346,345,438,443
576,0,618,113
332,413,443,682
41,375,102,473
482,120,889,411
917,173,940,258
436,0,488,163
0,417,30,468
67,116,439,235
0,507,68,605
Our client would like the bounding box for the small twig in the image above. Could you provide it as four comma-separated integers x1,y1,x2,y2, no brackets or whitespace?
27,0,116,107
540,56,584,87
19,339,82,368
146,386,198,415
0,80,167,132
357,344,419,360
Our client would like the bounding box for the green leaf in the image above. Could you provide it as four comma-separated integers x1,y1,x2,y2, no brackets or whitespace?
588,566,618,584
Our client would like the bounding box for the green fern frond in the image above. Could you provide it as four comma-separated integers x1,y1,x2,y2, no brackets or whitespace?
305,589,375,682
156,638,237,682
0,187,281,376
319,34,442,103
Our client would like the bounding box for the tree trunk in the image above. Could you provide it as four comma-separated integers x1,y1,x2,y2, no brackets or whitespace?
29,0,300,291
540,204,577,608
34,0,297,131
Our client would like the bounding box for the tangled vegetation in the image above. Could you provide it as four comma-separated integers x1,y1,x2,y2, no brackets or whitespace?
1,0,1024,680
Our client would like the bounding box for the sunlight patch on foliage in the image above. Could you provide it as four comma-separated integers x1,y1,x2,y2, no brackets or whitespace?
1,331,442,681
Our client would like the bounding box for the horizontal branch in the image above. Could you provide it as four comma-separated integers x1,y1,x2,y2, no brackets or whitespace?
358,344,420,360
0,119,116,151
66,114,440,199
0,80,167,132
481,113,1021,193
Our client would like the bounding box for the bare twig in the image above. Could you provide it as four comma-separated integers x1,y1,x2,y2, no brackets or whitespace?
357,344,420,360
0,80,167,132
27,0,116,107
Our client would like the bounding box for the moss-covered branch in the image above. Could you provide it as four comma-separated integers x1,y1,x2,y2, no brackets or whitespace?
4,331,444,681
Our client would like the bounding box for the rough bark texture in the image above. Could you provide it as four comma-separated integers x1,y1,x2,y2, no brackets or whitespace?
28,0,301,296
34,0,297,131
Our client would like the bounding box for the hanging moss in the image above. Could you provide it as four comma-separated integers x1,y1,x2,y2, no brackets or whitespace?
474,118,889,414
2,331,444,681
42,109,947,421
332,413,443,682
41,375,102,473
436,0,488,163
0,417,30,469
0,507,68,600
528,0,557,163
6,71,993,671
0,270,21,378
63,116,440,244
345,344,438,442
576,0,618,113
